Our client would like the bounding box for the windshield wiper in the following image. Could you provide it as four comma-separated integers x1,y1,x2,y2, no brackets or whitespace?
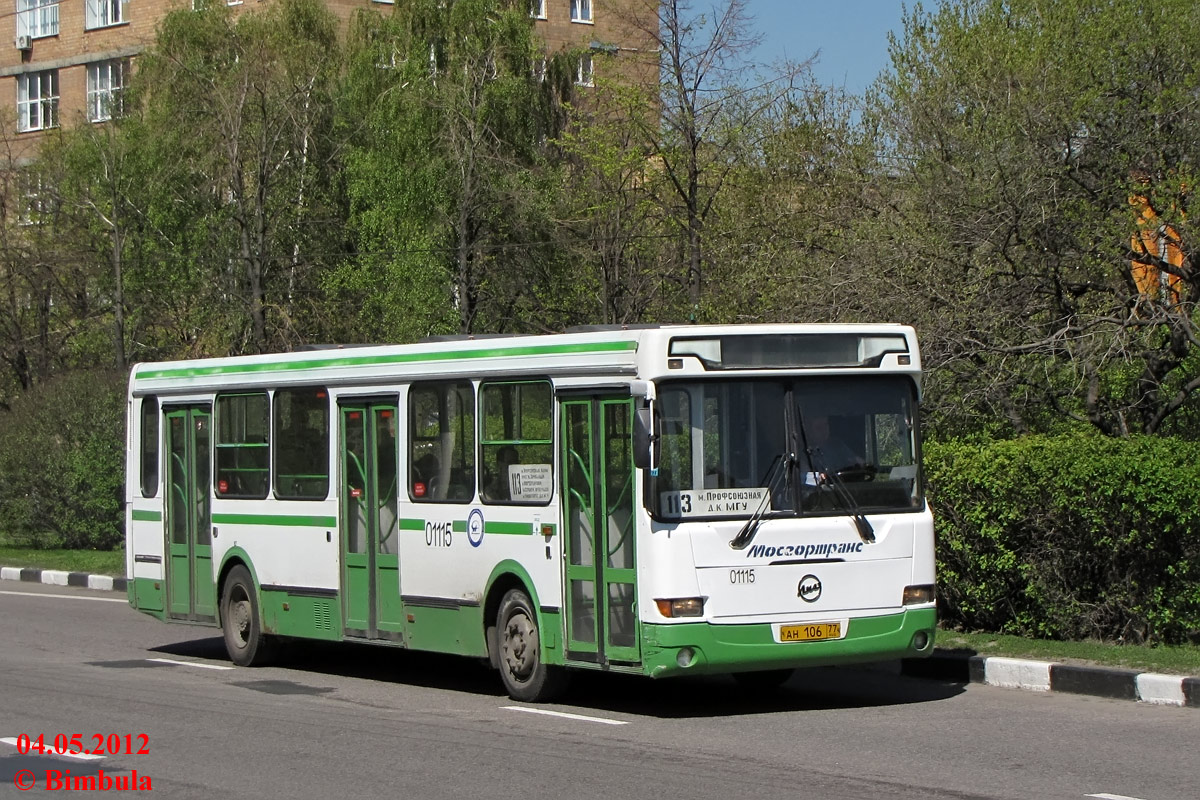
728,453,788,550
796,411,875,545
821,459,875,544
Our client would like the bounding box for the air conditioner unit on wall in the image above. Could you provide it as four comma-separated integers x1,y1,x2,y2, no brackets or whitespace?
16,35,32,51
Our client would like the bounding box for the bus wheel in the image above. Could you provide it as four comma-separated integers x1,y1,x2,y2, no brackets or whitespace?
733,668,793,692
221,565,275,667
496,588,565,702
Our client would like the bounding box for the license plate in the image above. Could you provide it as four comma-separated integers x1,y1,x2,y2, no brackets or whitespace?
779,622,842,642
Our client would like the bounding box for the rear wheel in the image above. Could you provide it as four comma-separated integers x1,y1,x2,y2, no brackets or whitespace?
496,588,567,702
221,565,276,666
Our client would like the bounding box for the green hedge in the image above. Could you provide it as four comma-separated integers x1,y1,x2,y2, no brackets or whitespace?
0,371,126,551
926,434,1200,645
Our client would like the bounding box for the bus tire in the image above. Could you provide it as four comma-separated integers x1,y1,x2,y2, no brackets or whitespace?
496,588,566,702
221,565,276,667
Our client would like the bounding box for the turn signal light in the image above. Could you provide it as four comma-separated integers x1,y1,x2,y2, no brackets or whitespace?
902,584,936,605
655,597,705,618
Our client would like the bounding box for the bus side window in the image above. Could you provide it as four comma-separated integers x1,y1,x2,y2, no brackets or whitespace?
273,387,329,500
655,387,692,494
140,396,159,498
409,381,475,502
480,380,553,505
215,392,270,499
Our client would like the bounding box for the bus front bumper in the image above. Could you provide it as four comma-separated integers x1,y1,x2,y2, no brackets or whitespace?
640,607,937,678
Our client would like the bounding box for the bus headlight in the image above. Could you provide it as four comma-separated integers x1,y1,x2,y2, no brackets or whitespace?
902,584,936,605
655,597,705,618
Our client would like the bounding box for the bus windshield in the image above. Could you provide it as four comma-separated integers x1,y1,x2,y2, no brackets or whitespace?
653,376,922,520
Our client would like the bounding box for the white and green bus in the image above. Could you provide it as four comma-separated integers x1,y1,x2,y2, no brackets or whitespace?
125,324,936,701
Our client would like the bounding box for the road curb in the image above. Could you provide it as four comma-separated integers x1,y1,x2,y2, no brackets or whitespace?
901,651,1200,708
0,565,127,593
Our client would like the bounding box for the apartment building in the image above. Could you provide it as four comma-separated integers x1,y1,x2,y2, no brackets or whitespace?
0,0,655,165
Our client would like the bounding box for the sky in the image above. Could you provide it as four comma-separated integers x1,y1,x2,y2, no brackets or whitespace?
745,1,916,94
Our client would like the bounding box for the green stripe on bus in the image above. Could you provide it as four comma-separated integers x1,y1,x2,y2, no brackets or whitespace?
131,510,162,522
211,513,337,527
484,521,533,535
401,519,472,533
136,340,638,380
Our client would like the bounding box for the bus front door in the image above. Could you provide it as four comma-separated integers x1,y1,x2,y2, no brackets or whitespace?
561,395,640,666
339,402,404,640
164,405,216,622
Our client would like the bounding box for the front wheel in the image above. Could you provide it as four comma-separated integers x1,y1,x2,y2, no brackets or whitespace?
496,588,567,702
220,565,276,667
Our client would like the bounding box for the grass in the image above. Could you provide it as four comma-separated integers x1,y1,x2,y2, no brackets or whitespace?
0,545,124,577
935,629,1200,676
2,544,1197,676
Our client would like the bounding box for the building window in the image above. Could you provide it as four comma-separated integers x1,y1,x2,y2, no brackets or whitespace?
17,170,48,226
575,54,594,87
85,0,122,29
570,0,592,23
17,70,58,133
530,0,546,19
17,0,58,39
532,57,547,83
87,59,127,123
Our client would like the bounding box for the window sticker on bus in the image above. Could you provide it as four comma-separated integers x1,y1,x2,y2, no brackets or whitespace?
659,488,769,519
508,464,552,502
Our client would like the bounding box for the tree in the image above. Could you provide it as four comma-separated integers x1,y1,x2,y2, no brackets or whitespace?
872,0,1200,436
135,0,347,354
0,370,126,550
619,0,806,320
699,79,886,326
0,122,103,400
337,0,573,340
552,76,673,326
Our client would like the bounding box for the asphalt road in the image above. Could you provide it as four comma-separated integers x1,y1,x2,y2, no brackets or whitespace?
1,582,1195,800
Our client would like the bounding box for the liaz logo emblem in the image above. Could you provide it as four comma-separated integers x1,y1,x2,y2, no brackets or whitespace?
797,574,822,603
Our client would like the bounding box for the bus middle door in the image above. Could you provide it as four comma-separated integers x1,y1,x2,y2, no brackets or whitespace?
561,394,640,667
339,401,404,641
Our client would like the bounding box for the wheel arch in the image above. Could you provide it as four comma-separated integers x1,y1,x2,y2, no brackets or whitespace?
216,547,259,625
483,560,544,669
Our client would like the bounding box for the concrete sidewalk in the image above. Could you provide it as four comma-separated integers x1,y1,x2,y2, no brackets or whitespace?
4,564,1198,708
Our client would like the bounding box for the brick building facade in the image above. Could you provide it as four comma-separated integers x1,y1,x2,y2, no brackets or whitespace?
0,0,655,165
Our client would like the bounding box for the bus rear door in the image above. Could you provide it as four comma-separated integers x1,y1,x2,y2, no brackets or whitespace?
164,405,216,622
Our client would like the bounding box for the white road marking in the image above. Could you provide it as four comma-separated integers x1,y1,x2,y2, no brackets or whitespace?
501,705,628,725
1087,794,1148,800
0,590,126,603
146,658,234,671
0,737,106,761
